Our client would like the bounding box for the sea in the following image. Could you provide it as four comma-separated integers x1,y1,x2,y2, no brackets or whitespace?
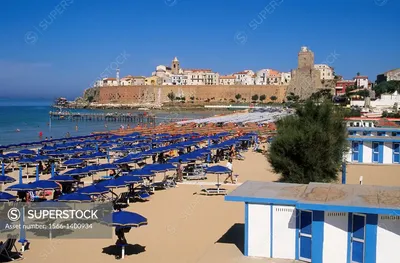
0,98,215,146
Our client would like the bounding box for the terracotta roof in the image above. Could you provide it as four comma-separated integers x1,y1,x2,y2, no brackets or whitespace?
220,76,236,79
104,78,116,81
233,71,248,75
354,76,368,79
269,69,280,75
132,76,145,79
376,118,399,128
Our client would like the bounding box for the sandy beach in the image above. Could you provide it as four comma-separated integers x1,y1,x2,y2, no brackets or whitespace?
1,148,282,263
2,145,399,263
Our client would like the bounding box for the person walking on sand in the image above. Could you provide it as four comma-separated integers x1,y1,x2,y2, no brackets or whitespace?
177,159,184,182
224,158,235,184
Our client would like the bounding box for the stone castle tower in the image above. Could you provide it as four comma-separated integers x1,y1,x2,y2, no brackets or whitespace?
287,46,322,100
171,57,180,74
298,46,314,69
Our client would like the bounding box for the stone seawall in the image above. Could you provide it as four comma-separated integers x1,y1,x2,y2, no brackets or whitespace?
98,85,288,104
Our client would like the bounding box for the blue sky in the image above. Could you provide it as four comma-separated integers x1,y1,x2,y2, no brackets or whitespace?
0,0,399,99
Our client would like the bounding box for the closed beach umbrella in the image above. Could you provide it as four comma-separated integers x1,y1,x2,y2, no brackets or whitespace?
78,184,109,195
0,192,17,202
58,193,92,202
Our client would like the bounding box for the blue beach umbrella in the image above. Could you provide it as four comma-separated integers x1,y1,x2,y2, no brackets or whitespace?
206,165,232,174
18,158,35,165
63,159,84,166
205,165,231,192
96,179,127,189
58,193,92,202
113,157,134,165
48,175,77,183
30,180,61,190
0,176,16,184
5,183,34,191
116,175,143,184
0,192,17,202
84,164,103,172
145,163,176,173
102,210,148,259
34,155,49,162
5,153,20,159
128,169,154,177
103,211,148,227
18,149,36,156
98,163,119,171
78,184,109,195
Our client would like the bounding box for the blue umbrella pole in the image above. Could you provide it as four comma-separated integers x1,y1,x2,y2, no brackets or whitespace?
1,161,4,177
19,166,23,184
96,144,99,152
107,150,110,163
36,164,39,181
51,163,55,178
18,206,28,252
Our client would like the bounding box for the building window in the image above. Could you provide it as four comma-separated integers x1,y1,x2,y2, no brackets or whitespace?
377,131,386,136
372,142,379,163
393,143,400,163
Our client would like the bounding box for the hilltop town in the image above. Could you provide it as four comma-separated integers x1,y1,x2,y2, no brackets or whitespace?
76,46,399,110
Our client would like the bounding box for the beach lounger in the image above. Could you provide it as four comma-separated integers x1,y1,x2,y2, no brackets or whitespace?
0,238,23,261
114,192,130,209
183,164,207,180
163,173,177,188
199,185,227,196
136,190,150,200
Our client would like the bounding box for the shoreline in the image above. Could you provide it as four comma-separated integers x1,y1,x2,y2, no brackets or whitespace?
57,101,285,111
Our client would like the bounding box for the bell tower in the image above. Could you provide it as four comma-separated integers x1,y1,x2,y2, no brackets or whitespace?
171,57,180,74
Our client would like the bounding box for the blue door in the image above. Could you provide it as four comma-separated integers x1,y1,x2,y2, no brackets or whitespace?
372,142,379,163
352,142,359,162
351,214,366,263
299,210,312,262
393,143,400,163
